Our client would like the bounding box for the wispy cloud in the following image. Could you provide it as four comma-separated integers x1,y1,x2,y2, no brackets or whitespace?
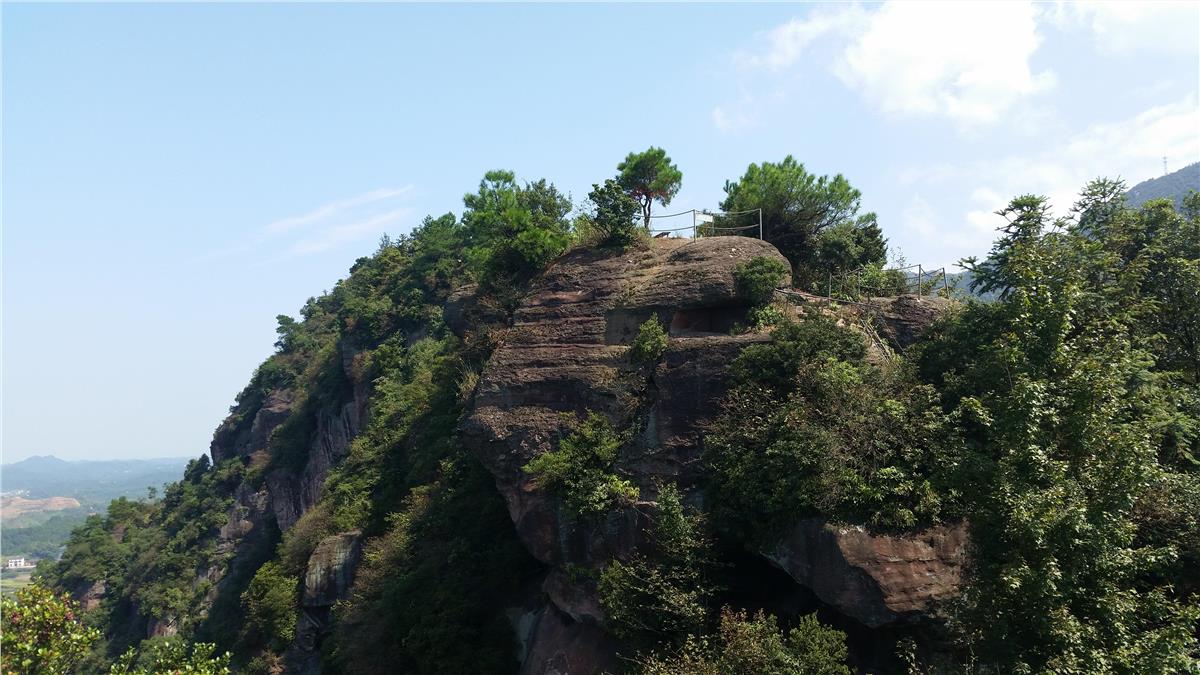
263,187,411,235
200,185,415,264
283,206,413,257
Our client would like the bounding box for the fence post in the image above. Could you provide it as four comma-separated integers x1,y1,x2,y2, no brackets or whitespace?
827,272,832,298
916,265,923,296
692,209,696,240
942,269,948,295
758,208,763,240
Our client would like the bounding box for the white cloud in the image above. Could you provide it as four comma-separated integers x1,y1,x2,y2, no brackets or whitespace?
1045,1,1200,56
737,7,867,70
837,1,1054,127
901,195,937,237
724,1,1055,129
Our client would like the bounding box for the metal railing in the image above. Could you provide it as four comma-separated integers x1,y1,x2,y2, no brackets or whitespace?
645,208,763,240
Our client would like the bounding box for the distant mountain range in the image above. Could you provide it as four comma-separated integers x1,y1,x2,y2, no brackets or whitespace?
2,455,191,504
1,455,192,560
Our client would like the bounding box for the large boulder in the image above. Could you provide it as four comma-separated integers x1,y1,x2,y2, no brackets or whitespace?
764,519,968,627
520,603,621,675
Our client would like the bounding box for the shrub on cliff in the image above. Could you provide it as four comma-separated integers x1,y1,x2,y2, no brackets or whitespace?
630,316,668,365
599,484,713,650
734,256,790,305
587,178,642,248
639,608,848,675
523,412,638,517
240,561,297,652
707,312,959,539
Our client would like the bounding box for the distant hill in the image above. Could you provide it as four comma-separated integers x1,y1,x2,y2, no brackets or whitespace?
1126,161,1199,209
1,455,191,559
1,455,189,504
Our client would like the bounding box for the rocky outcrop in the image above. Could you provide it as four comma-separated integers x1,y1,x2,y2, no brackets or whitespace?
210,389,296,465
462,237,790,665
266,398,363,532
287,531,363,673
462,238,788,565
520,603,621,675
863,294,953,349
73,579,106,612
301,531,362,609
765,518,968,627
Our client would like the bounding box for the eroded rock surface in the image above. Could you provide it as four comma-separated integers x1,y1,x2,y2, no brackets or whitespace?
461,237,790,662
520,603,621,675
462,238,787,566
864,294,953,349
765,518,968,627
302,530,362,608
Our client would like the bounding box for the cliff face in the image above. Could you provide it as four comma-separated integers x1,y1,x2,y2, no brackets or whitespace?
455,237,963,671
91,236,960,672
462,237,787,565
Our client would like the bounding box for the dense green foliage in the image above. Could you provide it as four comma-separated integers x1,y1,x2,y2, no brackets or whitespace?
707,312,959,539
330,454,536,674
734,256,790,305
36,458,245,664
921,185,1200,672
109,637,230,675
1,584,101,675
524,412,638,517
587,178,643,248
599,484,713,650
462,170,572,295
639,608,849,675
721,156,887,288
617,147,683,228
239,562,296,652
629,316,668,366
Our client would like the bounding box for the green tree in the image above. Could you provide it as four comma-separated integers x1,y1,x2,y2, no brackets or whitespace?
926,186,1200,672
588,178,642,247
462,170,572,294
618,147,683,228
523,412,638,517
599,484,712,649
240,561,297,652
721,156,885,288
109,637,231,675
630,316,668,365
1,583,101,675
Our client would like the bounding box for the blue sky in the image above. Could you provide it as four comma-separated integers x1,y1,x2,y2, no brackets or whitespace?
4,2,1198,461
